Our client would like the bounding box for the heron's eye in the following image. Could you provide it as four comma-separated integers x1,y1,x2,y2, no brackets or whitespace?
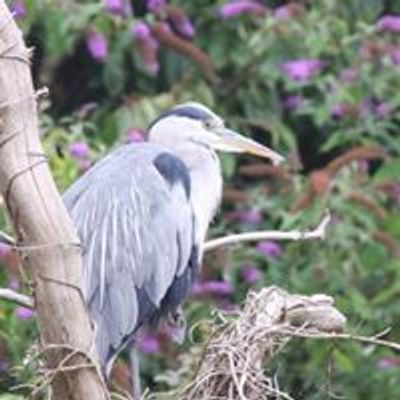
204,120,213,129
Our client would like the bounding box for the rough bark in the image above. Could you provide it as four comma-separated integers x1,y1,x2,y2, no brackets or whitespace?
0,2,109,399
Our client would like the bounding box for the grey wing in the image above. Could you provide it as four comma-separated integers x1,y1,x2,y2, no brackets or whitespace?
63,145,197,370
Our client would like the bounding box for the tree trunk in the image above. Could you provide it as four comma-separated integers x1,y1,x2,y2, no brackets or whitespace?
0,2,109,399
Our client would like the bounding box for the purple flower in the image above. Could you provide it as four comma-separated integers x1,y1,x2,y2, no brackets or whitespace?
281,59,325,81
86,30,108,62
390,183,400,202
191,280,234,297
282,95,303,111
219,1,267,19
169,13,195,40
127,129,145,143
382,182,400,203
11,0,26,19
15,306,33,320
226,210,262,225
377,357,400,369
132,22,160,75
177,20,195,39
132,22,151,40
274,5,290,20
330,103,347,119
375,102,391,119
390,48,400,64
0,360,9,372
69,142,89,159
136,333,160,353
147,0,166,13
240,264,262,284
273,3,302,20
103,0,129,15
357,160,369,174
256,240,282,258
377,15,400,33
0,242,12,259
7,278,19,290
339,67,358,82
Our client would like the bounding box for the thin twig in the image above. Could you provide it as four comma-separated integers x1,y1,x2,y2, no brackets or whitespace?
0,288,33,308
35,87,49,99
287,329,400,352
0,229,16,244
204,210,331,252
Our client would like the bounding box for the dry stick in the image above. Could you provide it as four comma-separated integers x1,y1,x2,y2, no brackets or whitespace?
204,210,331,252
0,2,109,399
288,330,400,352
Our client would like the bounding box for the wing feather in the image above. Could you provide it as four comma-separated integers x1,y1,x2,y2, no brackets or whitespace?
63,144,197,369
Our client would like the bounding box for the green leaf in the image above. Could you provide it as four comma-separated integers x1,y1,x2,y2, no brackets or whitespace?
374,160,400,183
333,348,356,373
220,153,237,179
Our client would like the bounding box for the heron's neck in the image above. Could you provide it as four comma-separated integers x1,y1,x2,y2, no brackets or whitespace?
169,142,222,243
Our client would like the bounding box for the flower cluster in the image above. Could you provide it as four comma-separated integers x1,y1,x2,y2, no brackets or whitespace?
281,59,326,81
218,1,267,19
103,0,131,16
11,0,26,19
126,129,145,143
86,30,108,62
191,280,234,298
256,241,282,258
132,22,160,75
136,332,160,353
273,3,303,21
147,0,166,13
240,263,262,284
377,15,400,33
69,142,91,172
282,95,303,111
15,307,33,320
167,7,195,40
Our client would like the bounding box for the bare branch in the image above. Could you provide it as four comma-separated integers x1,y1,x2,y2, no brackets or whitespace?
0,287,33,308
287,330,400,352
204,210,331,252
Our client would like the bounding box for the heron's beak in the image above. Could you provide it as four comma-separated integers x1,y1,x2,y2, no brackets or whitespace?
213,128,284,165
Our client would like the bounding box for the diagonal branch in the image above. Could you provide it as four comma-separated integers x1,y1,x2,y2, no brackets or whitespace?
204,210,331,252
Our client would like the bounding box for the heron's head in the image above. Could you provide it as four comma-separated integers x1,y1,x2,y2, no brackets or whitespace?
148,102,284,164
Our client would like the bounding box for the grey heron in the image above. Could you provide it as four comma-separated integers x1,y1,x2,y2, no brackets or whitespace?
63,102,284,397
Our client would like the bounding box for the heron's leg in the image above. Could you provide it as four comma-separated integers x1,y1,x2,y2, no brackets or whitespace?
129,346,142,400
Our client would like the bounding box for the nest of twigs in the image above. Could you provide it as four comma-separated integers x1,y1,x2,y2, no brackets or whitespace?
179,286,346,400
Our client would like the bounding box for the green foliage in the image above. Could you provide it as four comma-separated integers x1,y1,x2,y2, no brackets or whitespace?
1,0,400,399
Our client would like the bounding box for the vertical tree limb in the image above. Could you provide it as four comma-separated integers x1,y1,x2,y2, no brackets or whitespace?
0,2,109,399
